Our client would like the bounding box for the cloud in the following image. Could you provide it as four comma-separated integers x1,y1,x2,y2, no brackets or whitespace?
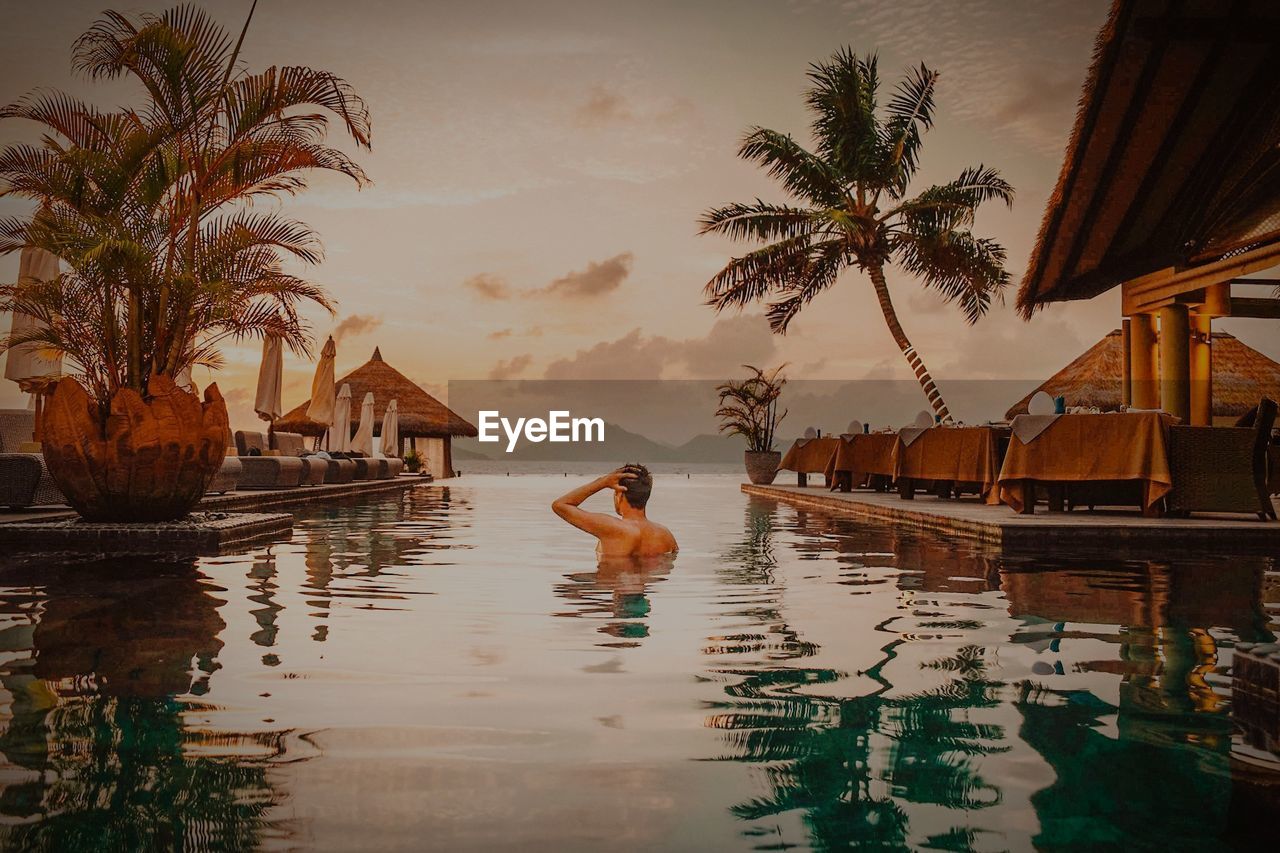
540,252,633,298
333,313,382,342
543,314,778,379
464,255,633,302
488,353,534,380
488,325,544,340
464,273,513,300
575,87,634,127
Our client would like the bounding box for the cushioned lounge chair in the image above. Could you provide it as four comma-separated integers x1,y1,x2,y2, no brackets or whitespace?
0,409,65,508
267,431,325,486
234,430,306,489
1167,398,1277,520
207,452,242,494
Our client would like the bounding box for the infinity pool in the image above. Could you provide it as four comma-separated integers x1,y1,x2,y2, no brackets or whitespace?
0,474,1275,850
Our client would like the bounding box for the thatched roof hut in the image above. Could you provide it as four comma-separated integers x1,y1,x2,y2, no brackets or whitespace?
1007,330,1280,419
1018,0,1280,317
275,347,477,438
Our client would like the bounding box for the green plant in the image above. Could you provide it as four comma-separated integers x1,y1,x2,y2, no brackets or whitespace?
716,364,788,453
0,3,371,417
700,49,1013,422
403,447,423,474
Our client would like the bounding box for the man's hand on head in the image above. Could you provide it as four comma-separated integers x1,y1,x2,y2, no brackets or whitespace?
603,467,638,493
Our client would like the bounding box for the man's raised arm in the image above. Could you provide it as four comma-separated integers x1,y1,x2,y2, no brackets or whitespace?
552,469,632,538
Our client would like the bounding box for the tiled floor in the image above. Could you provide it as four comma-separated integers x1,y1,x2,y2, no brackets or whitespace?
743,484,1280,553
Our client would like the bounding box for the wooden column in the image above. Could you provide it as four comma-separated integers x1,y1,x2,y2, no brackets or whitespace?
1158,304,1191,423
1121,318,1132,408
1190,312,1212,426
1129,312,1158,409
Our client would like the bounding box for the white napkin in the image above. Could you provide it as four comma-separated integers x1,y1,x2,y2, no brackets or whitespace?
1011,414,1060,444
899,426,930,447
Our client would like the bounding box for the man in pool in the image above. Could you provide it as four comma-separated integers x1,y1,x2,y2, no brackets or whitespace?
552,464,678,557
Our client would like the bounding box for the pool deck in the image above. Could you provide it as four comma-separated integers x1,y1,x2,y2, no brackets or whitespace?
742,483,1280,554
0,474,437,527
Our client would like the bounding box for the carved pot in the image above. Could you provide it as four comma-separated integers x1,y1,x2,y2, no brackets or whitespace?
744,450,781,485
41,375,230,522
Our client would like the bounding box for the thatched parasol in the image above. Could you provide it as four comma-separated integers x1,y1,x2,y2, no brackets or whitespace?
275,347,477,439
1007,330,1280,419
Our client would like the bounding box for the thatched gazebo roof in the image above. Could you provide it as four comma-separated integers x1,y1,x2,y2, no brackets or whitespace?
1006,330,1280,419
275,347,477,438
1018,0,1280,317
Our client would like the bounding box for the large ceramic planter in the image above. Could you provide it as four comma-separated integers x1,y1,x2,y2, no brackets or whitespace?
744,450,781,485
41,375,230,522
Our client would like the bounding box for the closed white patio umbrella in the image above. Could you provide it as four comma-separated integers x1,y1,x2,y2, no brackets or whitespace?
351,391,375,456
6,246,64,434
331,383,353,452
379,398,399,457
254,335,284,423
307,335,337,449
5,246,62,386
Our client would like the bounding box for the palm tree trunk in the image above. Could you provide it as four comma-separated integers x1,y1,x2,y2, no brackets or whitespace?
867,263,952,422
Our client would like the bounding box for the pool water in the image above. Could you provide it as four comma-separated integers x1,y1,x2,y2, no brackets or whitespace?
0,475,1275,851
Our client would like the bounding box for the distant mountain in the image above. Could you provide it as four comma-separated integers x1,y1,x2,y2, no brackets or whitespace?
668,432,747,462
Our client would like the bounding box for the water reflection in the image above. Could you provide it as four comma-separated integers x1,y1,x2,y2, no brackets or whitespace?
708,498,1276,850
0,557,278,850
554,555,675,647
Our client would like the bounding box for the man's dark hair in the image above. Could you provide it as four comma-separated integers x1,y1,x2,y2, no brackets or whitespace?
620,463,652,509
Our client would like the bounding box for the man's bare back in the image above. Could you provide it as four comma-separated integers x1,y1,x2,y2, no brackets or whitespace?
551,465,678,557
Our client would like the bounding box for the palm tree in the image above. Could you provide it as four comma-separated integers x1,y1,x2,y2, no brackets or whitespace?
700,49,1013,422
0,3,370,411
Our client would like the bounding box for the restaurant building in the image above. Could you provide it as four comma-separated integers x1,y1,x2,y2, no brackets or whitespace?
1018,0,1280,425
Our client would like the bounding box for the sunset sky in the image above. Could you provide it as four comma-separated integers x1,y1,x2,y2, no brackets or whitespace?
3,0,1277,425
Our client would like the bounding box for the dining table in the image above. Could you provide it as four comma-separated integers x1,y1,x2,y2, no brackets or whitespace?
892,425,1009,504
997,411,1175,515
824,432,900,492
778,436,842,486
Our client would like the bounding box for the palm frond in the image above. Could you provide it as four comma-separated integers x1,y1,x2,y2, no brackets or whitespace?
804,48,882,185
739,128,845,208
698,200,821,243
894,229,1010,324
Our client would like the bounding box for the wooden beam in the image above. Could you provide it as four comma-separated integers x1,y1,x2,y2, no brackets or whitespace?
1122,241,1280,315
1229,297,1280,319
1228,277,1280,286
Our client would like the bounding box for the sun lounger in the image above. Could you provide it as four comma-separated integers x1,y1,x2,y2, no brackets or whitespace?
207,452,242,494
234,430,306,489
270,431,357,484
0,409,65,508
268,431,325,486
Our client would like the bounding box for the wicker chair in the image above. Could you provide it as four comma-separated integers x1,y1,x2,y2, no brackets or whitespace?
269,431,326,486
0,408,66,508
1167,398,1277,520
234,430,306,489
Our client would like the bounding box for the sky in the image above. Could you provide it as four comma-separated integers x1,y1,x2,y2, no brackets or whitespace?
2,0,1277,426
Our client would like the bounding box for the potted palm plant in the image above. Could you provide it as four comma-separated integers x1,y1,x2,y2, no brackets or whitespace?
0,5,370,521
716,365,788,485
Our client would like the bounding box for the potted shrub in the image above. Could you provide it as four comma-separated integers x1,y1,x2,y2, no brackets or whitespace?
403,448,424,475
716,365,788,485
0,6,371,521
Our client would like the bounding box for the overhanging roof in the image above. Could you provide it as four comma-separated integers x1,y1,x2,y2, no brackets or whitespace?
1018,0,1280,317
